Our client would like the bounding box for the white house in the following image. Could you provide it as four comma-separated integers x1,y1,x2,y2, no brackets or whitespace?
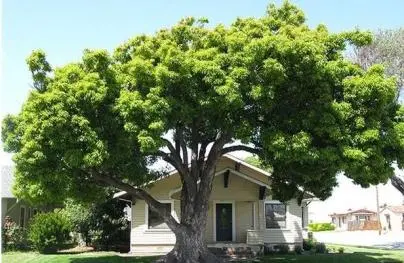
380,205,404,232
115,155,310,255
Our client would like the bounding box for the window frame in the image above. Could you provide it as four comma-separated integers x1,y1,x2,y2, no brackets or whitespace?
264,200,287,230
145,200,177,231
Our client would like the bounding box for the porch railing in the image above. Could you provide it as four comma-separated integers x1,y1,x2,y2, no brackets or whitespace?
347,220,379,231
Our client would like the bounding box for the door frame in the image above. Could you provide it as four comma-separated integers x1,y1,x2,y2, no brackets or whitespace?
213,200,236,242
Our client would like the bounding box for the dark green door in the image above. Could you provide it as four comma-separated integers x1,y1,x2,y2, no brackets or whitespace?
216,203,232,241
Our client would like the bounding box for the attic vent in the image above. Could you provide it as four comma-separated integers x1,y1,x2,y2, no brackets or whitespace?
259,186,266,200
224,170,230,188
235,162,241,171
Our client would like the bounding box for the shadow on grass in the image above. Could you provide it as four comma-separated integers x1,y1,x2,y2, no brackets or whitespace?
70,256,157,263
262,252,402,263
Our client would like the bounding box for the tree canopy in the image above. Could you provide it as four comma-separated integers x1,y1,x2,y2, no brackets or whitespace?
350,28,404,195
351,28,404,94
2,2,403,207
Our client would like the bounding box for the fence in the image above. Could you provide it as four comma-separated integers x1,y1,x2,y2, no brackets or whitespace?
347,220,380,231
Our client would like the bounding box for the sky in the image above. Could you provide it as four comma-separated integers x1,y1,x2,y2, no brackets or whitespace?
1,1,404,213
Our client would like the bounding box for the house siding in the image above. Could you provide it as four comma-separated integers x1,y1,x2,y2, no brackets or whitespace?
381,209,404,232
247,198,303,245
235,201,254,243
1,198,36,228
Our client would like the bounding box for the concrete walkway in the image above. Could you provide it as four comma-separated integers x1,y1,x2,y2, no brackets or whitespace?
313,230,404,249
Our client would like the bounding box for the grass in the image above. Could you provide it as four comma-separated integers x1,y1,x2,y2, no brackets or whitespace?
263,245,404,262
2,246,404,263
1,251,156,263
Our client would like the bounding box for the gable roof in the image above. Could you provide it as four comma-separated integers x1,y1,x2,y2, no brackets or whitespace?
113,154,270,199
330,208,376,216
223,154,271,177
384,205,404,214
1,165,15,198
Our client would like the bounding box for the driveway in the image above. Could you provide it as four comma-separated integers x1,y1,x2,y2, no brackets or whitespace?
312,230,404,249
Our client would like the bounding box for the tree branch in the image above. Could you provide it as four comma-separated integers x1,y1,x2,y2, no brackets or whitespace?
92,172,180,230
159,138,188,177
175,125,188,168
161,138,179,158
197,140,209,177
391,175,404,196
220,144,261,155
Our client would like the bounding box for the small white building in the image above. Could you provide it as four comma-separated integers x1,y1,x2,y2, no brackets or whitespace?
329,208,377,231
380,205,404,232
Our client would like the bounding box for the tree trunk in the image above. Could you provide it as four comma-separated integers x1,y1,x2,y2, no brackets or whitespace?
155,224,221,263
155,169,221,263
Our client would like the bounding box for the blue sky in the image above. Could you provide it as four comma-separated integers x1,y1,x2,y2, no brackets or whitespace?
1,0,403,118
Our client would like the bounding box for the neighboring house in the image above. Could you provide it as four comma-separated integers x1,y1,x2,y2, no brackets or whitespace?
115,155,311,255
1,165,38,228
329,208,378,231
380,205,404,232
308,170,404,224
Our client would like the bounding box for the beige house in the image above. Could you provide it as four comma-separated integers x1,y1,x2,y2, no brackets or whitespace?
380,205,404,232
115,155,309,255
329,208,377,231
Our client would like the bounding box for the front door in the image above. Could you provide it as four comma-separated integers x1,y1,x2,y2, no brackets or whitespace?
216,203,232,241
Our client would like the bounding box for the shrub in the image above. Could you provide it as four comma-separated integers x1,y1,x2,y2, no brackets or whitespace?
338,247,345,254
315,242,327,254
302,238,316,251
62,198,130,251
308,222,335,232
263,244,275,255
294,245,303,254
2,224,30,251
275,244,290,254
28,211,72,253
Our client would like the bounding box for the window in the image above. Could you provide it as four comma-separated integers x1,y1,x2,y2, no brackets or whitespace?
265,202,286,229
342,216,346,224
147,202,172,229
20,207,26,228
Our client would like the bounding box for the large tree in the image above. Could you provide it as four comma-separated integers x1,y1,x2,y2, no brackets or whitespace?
2,2,404,262
351,28,404,195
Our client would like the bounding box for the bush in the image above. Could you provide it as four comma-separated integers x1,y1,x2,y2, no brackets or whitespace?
303,238,316,251
2,224,30,251
263,244,275,255
62,198,130,251
28,211,72,253
315,242,327,254
338,247,345,254
294,245,303,254
308,222,335,232
275,244,290,254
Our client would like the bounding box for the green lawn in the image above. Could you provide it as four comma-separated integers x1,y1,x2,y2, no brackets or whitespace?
2,246,404,263
1,251,156,263
263,245,404,263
